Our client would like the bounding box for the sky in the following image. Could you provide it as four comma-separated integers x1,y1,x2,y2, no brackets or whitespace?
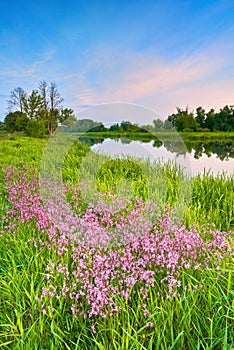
1,0,234,124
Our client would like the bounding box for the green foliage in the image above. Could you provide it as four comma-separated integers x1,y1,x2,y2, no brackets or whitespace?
26,119,48,137
4,111,27,132
3,84,234,136
153,118,164,131
205,109,215,131
0,219,233,349
68,119,106,133
215,105,234,132
109,123,123,132
0,121,5,131
4,82,74,136
59,108,76,126
16,114,29,131
108,122,147,133
23,89,44,120
96,158,148,200
167,107,198,132
195,106,206,128
0,135,233,348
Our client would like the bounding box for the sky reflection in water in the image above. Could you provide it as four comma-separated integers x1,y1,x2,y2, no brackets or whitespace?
88,138,234,177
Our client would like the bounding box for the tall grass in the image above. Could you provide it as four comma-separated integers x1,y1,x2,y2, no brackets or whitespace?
0,206,233,349
0,135,233,231
0,135,233,349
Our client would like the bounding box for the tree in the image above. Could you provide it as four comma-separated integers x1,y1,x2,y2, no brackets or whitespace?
7,87,27,115
26,119,47,138
167,107,197,132
15,114,29,131
205,109,215,131
4,111,23,132
163,119,173,130
195,106,206,128
109,123,121,132
5,82,73,136
59,108,76,126
0,121,5,131
89,123,107,132
120,121,132,132
175,113,197,131
214,105,234,131
167,109,179,127
38,81,64,134
139,124,153,132
153,119,164,131
73,119,104,133
23,90,44,120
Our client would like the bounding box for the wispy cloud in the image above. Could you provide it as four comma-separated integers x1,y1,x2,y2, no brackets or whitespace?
66,35,234,117
0,49,56,81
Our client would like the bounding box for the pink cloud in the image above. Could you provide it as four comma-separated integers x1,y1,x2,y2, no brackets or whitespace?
63,37,234,115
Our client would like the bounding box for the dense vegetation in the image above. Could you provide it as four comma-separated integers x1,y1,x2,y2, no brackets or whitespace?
0,135,233,349
0,83,234,136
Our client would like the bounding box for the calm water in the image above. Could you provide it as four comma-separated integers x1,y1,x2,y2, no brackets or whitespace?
80,137,234,177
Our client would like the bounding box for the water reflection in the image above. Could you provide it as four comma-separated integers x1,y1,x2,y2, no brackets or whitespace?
79,136,234,161
191,141,233,161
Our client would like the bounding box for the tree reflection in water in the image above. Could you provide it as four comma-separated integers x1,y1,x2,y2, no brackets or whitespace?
79,136,234,161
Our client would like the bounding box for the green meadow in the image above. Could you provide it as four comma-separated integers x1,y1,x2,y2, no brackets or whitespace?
0,134,233,349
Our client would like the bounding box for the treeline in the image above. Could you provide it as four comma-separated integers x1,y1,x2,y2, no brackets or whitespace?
0,83,234,135
164,106,234,132
0,82,75,137
75,106,234,133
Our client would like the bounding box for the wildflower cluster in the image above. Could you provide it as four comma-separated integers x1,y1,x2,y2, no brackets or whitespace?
3,166,234,319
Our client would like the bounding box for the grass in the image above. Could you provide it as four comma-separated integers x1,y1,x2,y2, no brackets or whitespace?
75,131,234,142
0,210,233,349
0,134,234,349
0,224,233,349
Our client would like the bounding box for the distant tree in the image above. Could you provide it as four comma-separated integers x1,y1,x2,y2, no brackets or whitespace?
120,121,132,132
168,107,197,132
153,119,164,131
214,105,234,131
73,119,105,133
205,109,215,131
167,110,179,127
195,106,206,128
109,123,121,132
89,123,107,132
7,87,27,115
175,114,197,131
140,124,153,132
163,119,173,130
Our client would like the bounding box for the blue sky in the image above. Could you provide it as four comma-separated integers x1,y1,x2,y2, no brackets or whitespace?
1,0,234,123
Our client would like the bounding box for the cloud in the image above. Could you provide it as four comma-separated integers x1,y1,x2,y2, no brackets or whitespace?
0,49,56,80
66,37,234,119
1,30,234,122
